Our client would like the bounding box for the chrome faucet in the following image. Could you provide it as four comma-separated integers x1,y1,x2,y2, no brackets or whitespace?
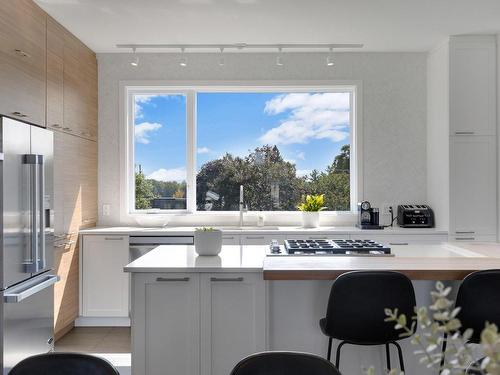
239,185,248,227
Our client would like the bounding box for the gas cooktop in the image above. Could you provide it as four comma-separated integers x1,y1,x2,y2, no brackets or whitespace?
268,239,394,257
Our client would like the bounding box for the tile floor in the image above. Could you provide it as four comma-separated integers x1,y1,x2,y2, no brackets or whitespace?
55,327,131,375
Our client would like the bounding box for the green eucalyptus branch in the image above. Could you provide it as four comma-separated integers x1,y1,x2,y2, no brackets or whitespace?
365,281,500,375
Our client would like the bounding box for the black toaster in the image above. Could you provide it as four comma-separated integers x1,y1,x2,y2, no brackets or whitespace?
397,205,434,228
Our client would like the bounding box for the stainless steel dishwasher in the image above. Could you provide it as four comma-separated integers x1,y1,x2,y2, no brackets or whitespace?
129,236,194,262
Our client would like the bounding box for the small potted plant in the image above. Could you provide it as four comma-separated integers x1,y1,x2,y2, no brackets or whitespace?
194,227,222,256
297,194,327,228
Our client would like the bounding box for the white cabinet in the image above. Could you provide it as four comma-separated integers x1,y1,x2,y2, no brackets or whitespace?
450,36,496,136
288,234,348,241
350,234,448,245
200,273,266,375
450,136,497,237
132,273,200,375
131,272,266,375
241,234,284,245
222,234,240,245
81,235,129,317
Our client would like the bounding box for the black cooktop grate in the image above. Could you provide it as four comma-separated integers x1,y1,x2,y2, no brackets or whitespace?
284,239,391,255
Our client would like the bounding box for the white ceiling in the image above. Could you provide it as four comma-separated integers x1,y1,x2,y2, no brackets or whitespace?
35,0,500,53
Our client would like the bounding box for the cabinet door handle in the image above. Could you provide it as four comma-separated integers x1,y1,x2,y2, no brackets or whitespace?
389,242,409,245
62,127,72,132
14,49,31,58
245,236,265,240
12,111,28,118
104,237,124,241
223,236,235,240
454,131,475,135
156,277,190,282
210,277,244,282
455,231,475,234
455,237,475,241
51,124,61,128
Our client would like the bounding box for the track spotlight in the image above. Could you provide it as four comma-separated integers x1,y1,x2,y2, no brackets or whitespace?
130,47,139,67
326,47,334,67
276,47,284,66
218,47,225,66
179,47,187,67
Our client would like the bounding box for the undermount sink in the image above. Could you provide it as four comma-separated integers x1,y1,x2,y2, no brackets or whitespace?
217,226,280,231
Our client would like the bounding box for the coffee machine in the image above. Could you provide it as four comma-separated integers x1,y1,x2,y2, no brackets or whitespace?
357,201,383,230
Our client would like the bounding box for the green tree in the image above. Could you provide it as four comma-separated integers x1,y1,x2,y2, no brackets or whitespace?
331,144,350,173
135,171,158,209
196,145,304,211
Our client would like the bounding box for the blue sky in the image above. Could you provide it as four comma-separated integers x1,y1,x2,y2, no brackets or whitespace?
134,92,351,182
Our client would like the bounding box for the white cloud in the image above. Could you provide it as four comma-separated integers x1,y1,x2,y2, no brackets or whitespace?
135,122,162,144
197,147,211,154
134,95,154,119
260,93,350,145
147,167,186,182
297,151,305,160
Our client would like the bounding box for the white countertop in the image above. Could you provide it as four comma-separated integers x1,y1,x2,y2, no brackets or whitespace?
123,242,494,275
124,245,267,273
81,225,448,236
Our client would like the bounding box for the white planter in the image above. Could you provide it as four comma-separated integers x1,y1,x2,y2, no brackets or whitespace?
194,230,223,256
301,211,320,228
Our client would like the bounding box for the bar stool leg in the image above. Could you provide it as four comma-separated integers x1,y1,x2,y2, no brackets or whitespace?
335,341,347,370
392,342,405,372
385,343,391,371
327,338,333,361
440,333,448,368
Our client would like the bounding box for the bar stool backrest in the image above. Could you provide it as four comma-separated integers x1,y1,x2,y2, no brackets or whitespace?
456,269,500,343
9,353,119,375
323,271,416,344
229,351,342,375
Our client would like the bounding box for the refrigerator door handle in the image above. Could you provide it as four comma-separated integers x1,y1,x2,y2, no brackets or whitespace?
22,154,41,273
4,274,59,303
38,155,45,270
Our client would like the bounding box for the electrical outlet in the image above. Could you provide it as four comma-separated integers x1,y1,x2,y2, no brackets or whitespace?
102,204,111,216
382,204,392,215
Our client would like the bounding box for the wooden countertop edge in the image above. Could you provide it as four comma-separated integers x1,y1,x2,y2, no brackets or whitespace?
263,269,477,281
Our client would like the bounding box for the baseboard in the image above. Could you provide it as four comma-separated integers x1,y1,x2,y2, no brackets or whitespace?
75,316,131,327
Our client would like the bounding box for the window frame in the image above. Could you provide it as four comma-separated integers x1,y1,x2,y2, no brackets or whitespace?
122,82,362,218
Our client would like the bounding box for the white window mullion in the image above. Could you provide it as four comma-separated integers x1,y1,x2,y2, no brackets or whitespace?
186,90,197,213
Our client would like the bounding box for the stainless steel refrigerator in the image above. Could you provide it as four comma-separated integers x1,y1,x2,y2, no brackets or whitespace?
0,117,58,373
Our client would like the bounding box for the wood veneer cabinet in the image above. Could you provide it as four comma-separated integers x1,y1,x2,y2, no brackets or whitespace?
0,1,98,339
0,0,46,126
53,130,97,338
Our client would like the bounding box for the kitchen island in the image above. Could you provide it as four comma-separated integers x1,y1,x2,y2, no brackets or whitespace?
125,243,500,375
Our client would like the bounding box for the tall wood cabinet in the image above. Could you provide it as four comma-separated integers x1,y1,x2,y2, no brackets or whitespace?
46,16,98,338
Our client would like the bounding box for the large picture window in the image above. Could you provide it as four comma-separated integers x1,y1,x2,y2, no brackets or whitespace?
127,86,358,214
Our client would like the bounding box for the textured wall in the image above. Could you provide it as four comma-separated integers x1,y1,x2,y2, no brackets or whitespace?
97,52,427,225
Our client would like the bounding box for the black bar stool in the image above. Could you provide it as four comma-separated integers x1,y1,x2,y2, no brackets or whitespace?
230,351,342,375
10,353,119,375
441,269,500,365
319,271,416,372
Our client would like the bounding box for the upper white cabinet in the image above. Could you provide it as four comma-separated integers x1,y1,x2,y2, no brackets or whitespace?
81,235,130,317
200,273,266,375
449,36,496,136
450,136,497,237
